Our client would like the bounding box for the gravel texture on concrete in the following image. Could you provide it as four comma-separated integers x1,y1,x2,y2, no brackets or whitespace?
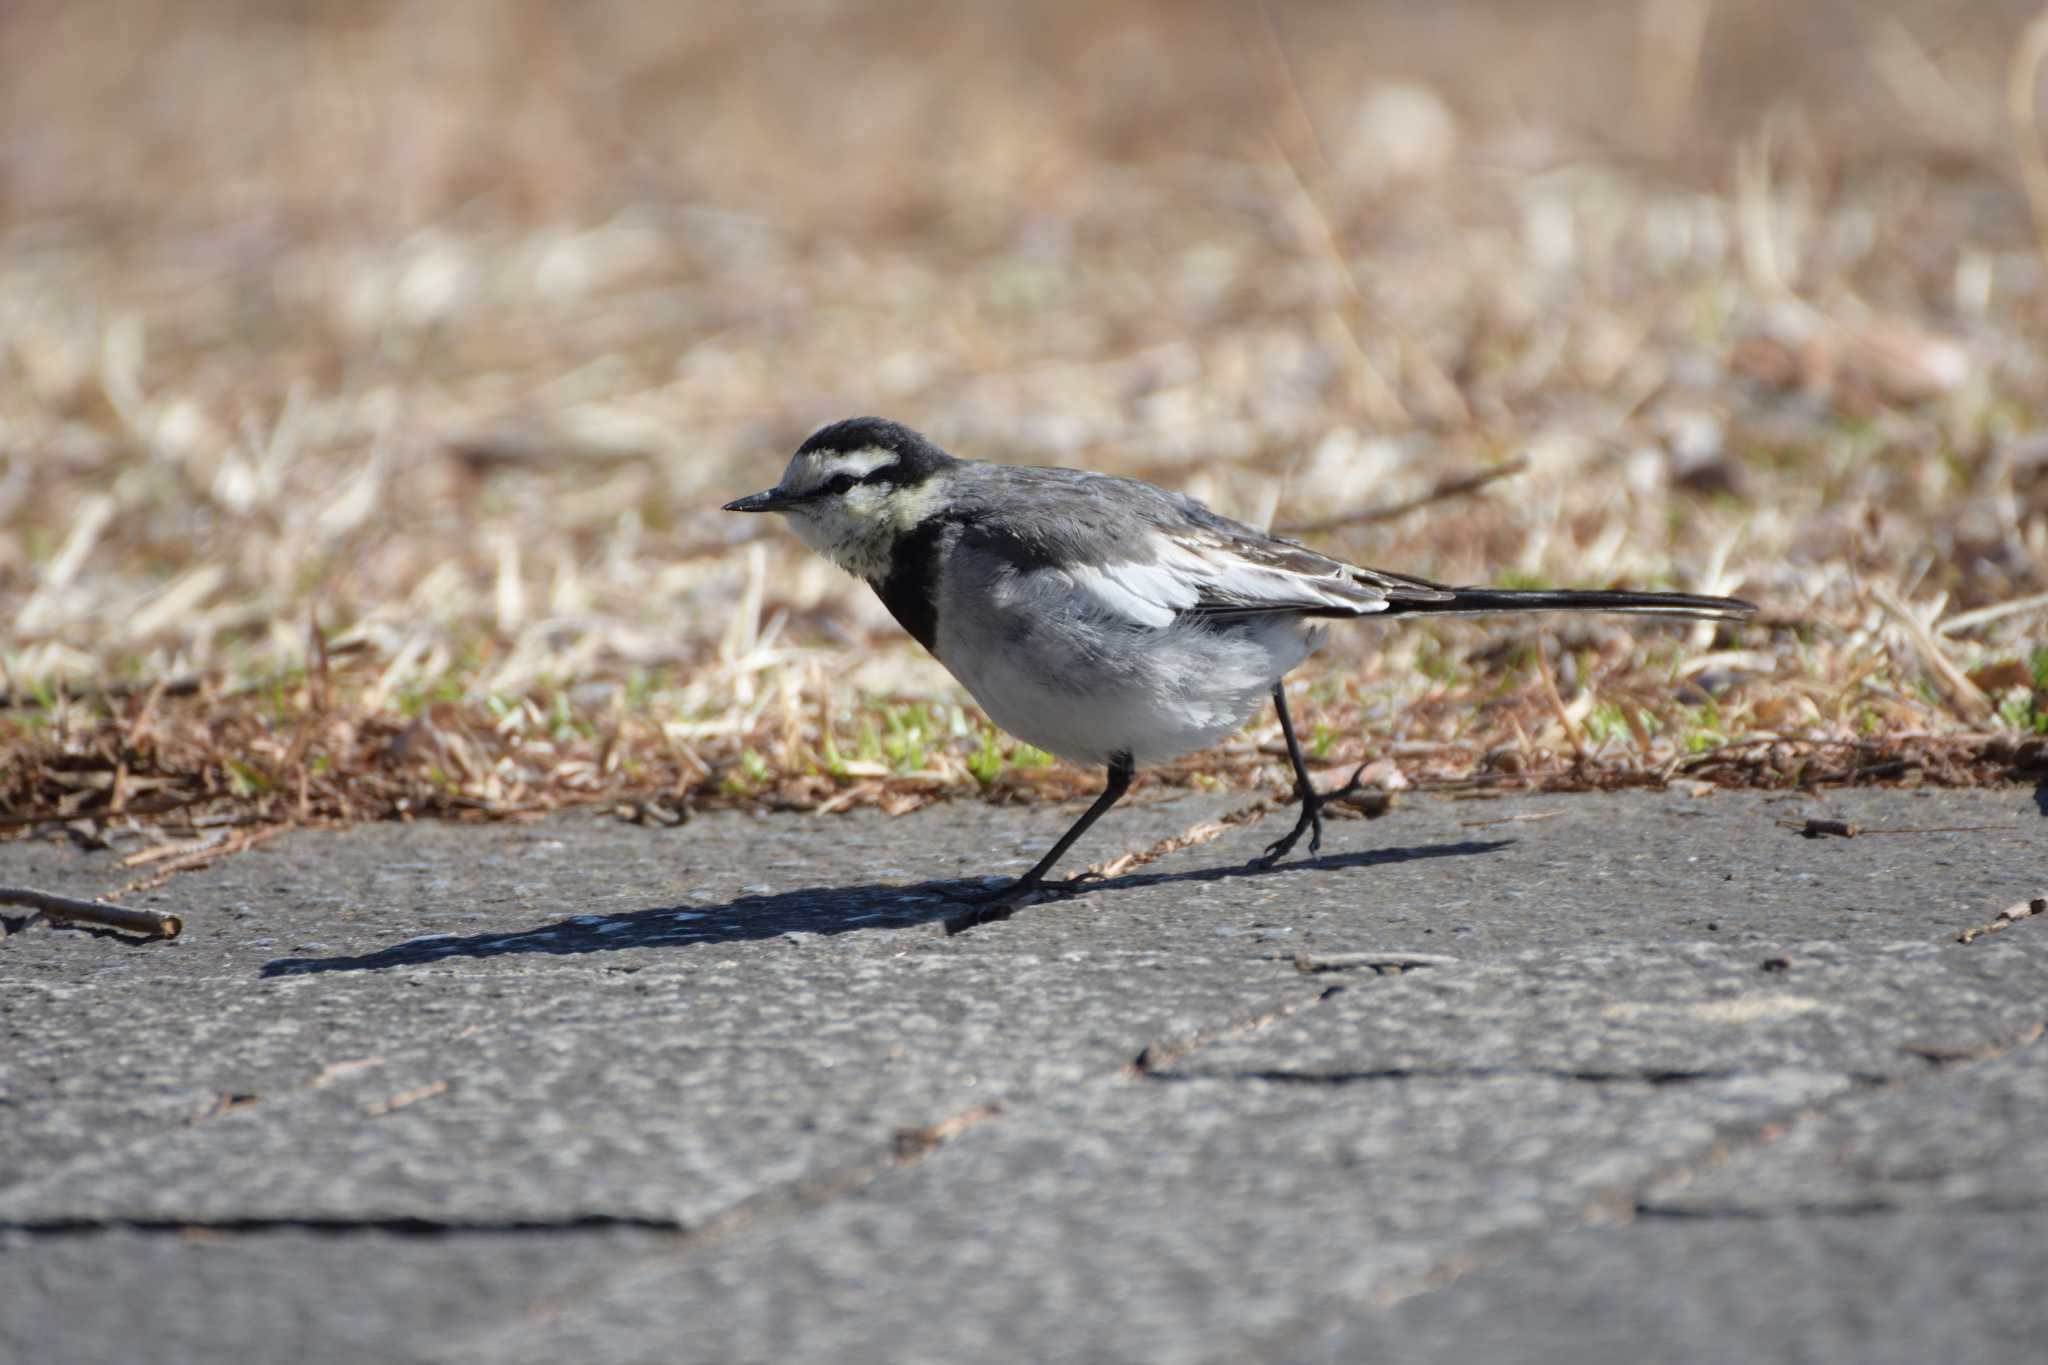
3,783,2044,1364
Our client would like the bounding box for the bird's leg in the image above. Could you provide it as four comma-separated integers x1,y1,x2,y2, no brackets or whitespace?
942,754,1134,926
1253,683,1371,870
1014,751,1134,890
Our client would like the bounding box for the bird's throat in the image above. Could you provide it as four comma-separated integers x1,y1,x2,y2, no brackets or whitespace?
788,515,891,581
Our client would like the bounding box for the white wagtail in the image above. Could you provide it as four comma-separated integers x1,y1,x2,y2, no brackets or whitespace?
727,417,1754,906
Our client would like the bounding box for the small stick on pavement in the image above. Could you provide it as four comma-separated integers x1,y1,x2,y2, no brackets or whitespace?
1083,761,1404,882
893,1102,1003,1162
362,1080,448,1117
0,886,182,940
1956,893,2046,945
1085,798,1274,880
120,831,229,868
1785,818,1861,838
1777,818,2018,839
1459,811,1565,828
1289,951,1461,975
113,824,288,898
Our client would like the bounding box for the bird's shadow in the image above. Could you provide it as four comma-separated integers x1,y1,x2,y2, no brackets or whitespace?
260,838,1512,978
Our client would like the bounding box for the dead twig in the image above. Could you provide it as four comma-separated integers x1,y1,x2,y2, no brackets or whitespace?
1868,585,1993,723
1934,588,2048,637
1956,893,2046,945
893,1102,1003,1162
112,824,290,898
362,1080,449,1117
121,831,229,868
1778,818,2018,839
1535,652,1589,766
2008,10,2048,278
0,886,182,939
1289,950,1459,974
1278,457,1529,536
1085,797,1274,880
1459,810,1565,828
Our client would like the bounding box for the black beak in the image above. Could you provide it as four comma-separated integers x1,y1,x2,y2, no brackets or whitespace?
723,488,797,513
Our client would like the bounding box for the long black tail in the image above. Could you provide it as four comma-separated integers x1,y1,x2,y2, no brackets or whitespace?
1382,588,1755,621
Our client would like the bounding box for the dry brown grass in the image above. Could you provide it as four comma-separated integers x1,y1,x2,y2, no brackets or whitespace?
5,0,2048,852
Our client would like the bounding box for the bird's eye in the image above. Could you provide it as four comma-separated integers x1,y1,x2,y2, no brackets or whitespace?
824,473,859,495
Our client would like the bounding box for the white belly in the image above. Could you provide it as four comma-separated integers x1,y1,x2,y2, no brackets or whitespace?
935,607,1326,769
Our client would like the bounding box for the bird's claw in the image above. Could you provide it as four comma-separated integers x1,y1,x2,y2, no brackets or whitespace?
930,877,1014,905
934,866,1100,909
942,900,1016,933
1251,822,1309,869
939,869,1104,934
1252,760,1375,870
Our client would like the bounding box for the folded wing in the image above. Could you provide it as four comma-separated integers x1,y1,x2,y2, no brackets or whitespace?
1069,510,1456,627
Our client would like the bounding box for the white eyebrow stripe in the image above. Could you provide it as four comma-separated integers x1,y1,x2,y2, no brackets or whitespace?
817,447,898,479
779,444,902,497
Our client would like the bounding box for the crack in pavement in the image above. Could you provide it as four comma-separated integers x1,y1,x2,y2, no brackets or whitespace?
1125,991,1330,1077
1143,1065,1772,1087
1631,1195,2048,1220
428,942,2047,1355
434,953,1592,1354
429,976,1355,1355
0,1213,682,1237
1211,971,2048,1361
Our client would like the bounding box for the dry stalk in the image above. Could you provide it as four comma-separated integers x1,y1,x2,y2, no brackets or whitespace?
2008,10,2048,277
112,825,291,898
1085,798,1274,880
0,886,182,939
1935,589,2048,637
1278,457,1530,537
1868,586,1993,723
1535,653,1589,766
1957,893,2046,945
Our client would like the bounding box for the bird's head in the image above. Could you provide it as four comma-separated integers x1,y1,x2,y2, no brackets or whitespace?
724,417,954,577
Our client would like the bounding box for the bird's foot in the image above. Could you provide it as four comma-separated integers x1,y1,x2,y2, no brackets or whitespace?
938,869,1102,933
931,870,1094,903
1248,761,1374,870
930,877,1013,905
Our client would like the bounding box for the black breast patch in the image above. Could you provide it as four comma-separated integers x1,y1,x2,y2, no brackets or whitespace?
870,516,948,653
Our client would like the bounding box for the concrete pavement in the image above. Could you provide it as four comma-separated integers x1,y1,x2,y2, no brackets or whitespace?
3,783,2044,1363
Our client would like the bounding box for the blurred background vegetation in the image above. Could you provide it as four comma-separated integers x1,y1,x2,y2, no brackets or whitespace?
4,0,2047,836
